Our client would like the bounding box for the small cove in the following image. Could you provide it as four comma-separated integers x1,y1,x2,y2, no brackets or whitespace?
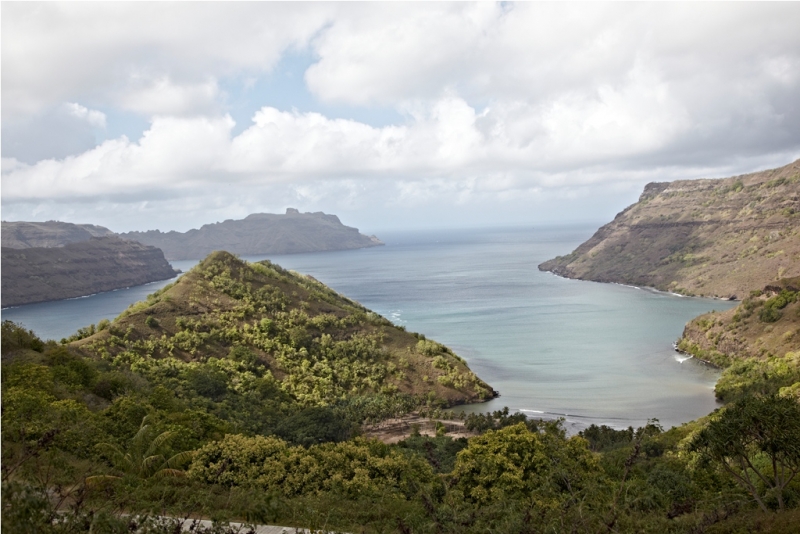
2,225,736,432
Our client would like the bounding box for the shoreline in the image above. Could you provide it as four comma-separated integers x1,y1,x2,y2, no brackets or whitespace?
671,342,722,369
1,273,181,310
542,270,741,302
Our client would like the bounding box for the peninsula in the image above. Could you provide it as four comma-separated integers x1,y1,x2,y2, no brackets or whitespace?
1,236,178,307
72,251,495,406
539,159,800,299
121,208,384,260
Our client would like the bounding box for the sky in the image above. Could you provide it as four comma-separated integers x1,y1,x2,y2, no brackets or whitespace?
2,2,800,234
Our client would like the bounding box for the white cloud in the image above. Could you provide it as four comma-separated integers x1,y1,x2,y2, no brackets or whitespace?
116,77,221,116
0,84,757,207
2,2,800,231
1,2,334,119
63,103,107,128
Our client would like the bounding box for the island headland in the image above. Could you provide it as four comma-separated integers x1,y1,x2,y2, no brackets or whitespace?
2,220,116,249
539,159,800,299
539,159,800,410
1,235,179,307
121,208,384,260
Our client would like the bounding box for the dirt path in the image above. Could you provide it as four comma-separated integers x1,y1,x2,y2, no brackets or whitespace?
362,413,478,443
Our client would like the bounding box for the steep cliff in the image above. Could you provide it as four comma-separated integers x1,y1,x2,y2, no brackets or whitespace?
121,208,384,260
539,159,800,298
2,236,178,307
2,220,115,249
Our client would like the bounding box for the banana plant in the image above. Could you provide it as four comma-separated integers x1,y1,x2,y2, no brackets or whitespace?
86,416,193,486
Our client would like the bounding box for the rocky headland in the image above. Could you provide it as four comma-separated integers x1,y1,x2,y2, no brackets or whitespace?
2,220,115,249
121,208,384,260
2,236,178,307
539,159,800,299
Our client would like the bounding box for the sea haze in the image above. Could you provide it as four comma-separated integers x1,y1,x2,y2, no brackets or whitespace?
2,225,736,432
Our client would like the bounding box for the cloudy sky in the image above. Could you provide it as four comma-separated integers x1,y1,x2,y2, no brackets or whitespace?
2,2,799,233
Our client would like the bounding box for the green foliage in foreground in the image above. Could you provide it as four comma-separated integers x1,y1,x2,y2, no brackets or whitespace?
689,394,800,513
5,319,800,533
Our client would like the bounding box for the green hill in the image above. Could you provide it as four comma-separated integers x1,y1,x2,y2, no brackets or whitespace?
71,251,494,407
677,277,800,402
5,256,800,532
539,159,800,299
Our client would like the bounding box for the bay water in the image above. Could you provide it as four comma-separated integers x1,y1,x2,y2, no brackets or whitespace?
2,225,735,432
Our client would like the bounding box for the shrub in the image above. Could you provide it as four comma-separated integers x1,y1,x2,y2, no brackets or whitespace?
1,321,45,354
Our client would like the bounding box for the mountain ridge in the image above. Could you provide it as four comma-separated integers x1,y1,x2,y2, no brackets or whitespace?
1,220,115,249
121,208,383,260
1,236,178,307
539,159,800,299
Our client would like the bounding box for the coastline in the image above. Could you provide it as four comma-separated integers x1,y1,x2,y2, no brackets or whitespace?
542,270,741,302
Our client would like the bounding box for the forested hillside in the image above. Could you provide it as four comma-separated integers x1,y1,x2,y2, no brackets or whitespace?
3,255,800,533
70,251,493,406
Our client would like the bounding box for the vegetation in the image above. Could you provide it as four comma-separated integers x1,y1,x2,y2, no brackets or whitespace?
4,251,800,532
677,278,800,402
71,252,492,408
689,395,800,513
5,319,800,533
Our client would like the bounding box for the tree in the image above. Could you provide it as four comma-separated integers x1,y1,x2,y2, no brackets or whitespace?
452,422,598,506
689,394,800,512
88,416,192,485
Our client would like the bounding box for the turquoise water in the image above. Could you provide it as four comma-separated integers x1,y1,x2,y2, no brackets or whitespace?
2,225,735,432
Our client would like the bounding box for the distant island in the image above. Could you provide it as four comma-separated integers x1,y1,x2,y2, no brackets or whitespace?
1,209,383,306
121,208,384,260
1,235,178,307
539,159,800,299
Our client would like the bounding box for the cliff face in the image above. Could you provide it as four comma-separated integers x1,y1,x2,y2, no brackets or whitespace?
1,221,115,249
121,209,384,260
1,236,178,307
539,159,800,299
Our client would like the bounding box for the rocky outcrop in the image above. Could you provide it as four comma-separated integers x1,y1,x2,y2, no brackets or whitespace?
2,221,115,249
121,208,384,260
539,159,800,298
2,236,178,307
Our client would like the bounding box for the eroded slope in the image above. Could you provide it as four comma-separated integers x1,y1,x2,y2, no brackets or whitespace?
539,160,800,298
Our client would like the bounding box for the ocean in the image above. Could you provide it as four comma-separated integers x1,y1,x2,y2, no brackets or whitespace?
2,225,735,432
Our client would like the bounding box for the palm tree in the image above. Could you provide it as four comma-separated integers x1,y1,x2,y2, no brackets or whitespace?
87,416,193,486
